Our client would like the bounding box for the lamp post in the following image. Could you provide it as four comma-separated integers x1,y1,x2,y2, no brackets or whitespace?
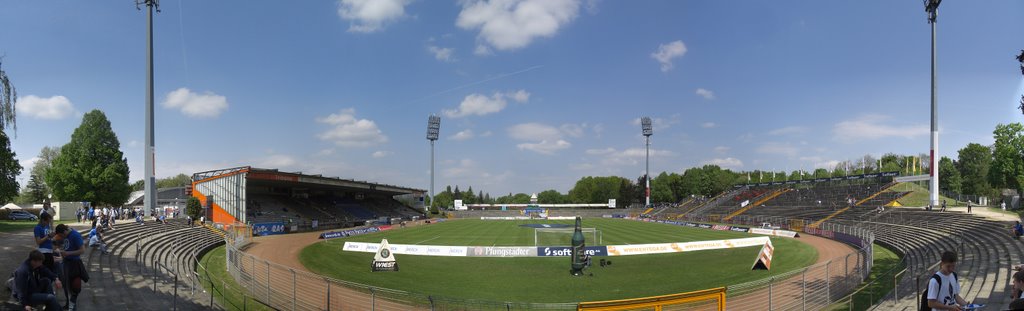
925,0,941,208
426,115,440,212
138,0,159,219
1017,50,1023,115
641,117,653,208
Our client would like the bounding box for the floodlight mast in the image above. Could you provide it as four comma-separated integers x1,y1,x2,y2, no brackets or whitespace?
1017,50,1024,115
427,115,440,212
925,0,941,208
641,117,653,208
139,0,159,219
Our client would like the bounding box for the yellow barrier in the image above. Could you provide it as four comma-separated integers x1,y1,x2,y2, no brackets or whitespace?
577,287,726,311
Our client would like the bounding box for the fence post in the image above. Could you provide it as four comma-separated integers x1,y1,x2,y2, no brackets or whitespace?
326,279,331,311
768,276,773,310
209,272,214,307
251,255,256,296
826,261,831,304
893,272,898,307
267,261,272,304
802,269,806,310
371,287,376,311
290,269,296,311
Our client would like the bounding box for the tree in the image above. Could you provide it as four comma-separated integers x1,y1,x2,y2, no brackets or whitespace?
0,60,17,132
46,110,131,206
0,130,20,202
156,173,192,188
990,123,1024,194
537,189,565,204
938,157,961,193
957,143,992,196
186,196,202,219
813,168,830,178
24,174,47,203
130,179,145,191
27,146,60,197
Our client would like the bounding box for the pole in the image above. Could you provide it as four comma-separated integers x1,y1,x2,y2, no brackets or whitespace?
143,0,157,221
430,140,435,211
645,135,650,207
929,11,940,208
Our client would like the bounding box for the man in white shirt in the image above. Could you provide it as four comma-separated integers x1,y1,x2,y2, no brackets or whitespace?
927,251,968,311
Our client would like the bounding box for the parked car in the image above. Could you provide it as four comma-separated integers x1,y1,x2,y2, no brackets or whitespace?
8,210,38,221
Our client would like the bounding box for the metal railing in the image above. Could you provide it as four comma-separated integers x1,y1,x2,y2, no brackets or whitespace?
218,215,875,311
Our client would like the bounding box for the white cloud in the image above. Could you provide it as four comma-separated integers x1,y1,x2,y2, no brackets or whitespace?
585,148,615,155
18,95,75,119
695,88,715,100
705,157,743,169
833,114,929,143
585,147,675,166
651,40,687,72
768,126,808,136
456,0,582,52
517,139,571,154
372,150,392,158
713,146,730,154
701,122,717,128
427,45,456,62
161,87,229,118
756,142,799,157
316,108,389,147
258,154,297,168
337,0,411,33
507,122,577,155
507,123,561,141
480,130,493,137
444,90,530,118
314,149,336,157
511,89,531,102
449,129,475,141
560,124,584,138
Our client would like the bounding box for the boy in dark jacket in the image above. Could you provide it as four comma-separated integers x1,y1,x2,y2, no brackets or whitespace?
13,250,63,311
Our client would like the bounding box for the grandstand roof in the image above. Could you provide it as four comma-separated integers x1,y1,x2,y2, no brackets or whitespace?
192,166,426,196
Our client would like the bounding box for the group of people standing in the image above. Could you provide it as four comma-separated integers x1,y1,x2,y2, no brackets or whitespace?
12,209,90,310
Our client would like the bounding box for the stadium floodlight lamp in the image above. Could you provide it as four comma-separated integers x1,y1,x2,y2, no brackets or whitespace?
426,115,440,141
641,117,653,137
924,0,940,23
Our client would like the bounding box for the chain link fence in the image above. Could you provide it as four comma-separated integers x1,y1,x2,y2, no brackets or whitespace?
217,216,874,311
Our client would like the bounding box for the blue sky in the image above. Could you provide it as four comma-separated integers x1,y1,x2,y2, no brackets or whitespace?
1,0,1022,196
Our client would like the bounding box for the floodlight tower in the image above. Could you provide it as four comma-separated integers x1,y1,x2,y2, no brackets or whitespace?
925,0,941,208
1017,50,1024,115
641,117,653,208
138,0,159,218
426,115,441,211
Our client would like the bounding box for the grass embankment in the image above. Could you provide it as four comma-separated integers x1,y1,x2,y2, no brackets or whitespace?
197,246,274,311
887,182,957,207
300,218,818,303
829,244,904,311
0,219,82,233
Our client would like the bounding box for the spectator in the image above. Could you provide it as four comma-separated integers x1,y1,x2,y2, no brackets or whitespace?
926,251,968,311
32,213,59,286
967,201,972,214
135,213,144,225
1012,270,1024,302
53,224,89,311
88,226,109,255
941,200,947,212
13,250,63,311
1014,221,1024,239
1004,201,1008,211
1011,298,1024,311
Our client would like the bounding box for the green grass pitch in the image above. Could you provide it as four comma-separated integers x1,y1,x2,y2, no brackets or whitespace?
299,218,818,303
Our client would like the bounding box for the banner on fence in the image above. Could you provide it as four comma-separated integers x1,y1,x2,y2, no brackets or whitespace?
252,222,286,236
344,242,470,257
319,226,381,239
803,227,835,239
371,239,399,271
536,246,608,257
712,225,731,231
467,247,538,257
749,228,799,238
480,216,532,220
605,236,770,256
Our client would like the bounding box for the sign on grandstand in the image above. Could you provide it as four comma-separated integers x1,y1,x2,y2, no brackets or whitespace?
371,239,399,271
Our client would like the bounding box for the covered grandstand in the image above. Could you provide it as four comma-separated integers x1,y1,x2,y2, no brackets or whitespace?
191,166,427,233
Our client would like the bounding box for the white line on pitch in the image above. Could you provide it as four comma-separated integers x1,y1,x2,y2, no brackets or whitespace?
414,236,442,245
